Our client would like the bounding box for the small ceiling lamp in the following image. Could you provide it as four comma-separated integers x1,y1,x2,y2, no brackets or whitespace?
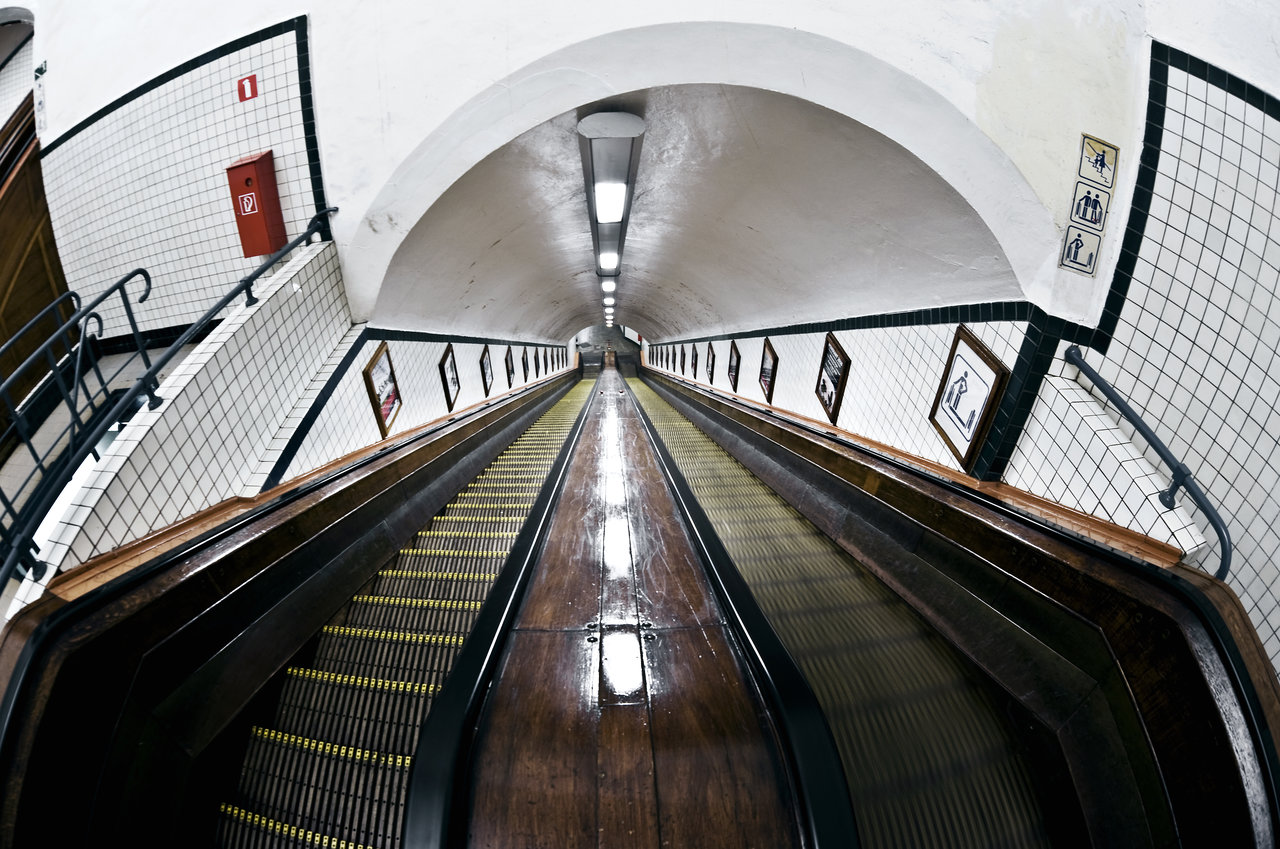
603,297,615,306
601,279,616,293
578,112,645,279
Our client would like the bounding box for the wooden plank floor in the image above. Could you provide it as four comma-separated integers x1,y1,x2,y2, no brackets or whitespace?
468,367,799,849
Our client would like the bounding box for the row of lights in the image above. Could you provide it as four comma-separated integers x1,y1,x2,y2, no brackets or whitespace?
577,112,645,330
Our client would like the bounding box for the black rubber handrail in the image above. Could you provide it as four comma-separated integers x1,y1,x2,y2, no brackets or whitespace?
627,375,860,849
0,207,337,584
1065,345,1232,580
403,375,595,848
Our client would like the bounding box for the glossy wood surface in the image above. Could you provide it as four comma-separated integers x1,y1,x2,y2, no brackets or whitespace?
468,368,798,848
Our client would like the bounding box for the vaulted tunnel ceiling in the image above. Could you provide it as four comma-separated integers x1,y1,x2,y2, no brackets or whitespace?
372,84,1022,343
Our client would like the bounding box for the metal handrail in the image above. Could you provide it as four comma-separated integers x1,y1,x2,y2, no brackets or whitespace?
0,206,337,586
1065,345,1232,580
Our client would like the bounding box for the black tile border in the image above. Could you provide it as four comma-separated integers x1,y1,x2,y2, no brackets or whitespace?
39,17,330,233
263,326,570,490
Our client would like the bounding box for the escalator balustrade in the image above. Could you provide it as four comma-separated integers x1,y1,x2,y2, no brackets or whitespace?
215,381,594,848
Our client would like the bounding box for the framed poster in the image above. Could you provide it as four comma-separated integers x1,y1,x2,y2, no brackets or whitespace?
727,341,741,392
438,343,461,412
505,345,515,389
759,337,778,404
929,325,1010,473
706,342,716,385
522,347,529,382
362,341,402,438
814,332,851,425
480,344,494,397
534,347,541,378
691,344,699,380
543,348,549,374
680,345,686,375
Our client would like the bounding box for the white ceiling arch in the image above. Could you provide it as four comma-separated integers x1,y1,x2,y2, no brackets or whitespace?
353,21,1059,342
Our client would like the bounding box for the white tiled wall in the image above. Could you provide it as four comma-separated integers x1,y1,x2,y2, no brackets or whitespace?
1004,357,1206,554
280,336,571,484
1067,58,1280,663
650,321,1025,474
40,25,316,337
0,35,32,124
42,242,349,570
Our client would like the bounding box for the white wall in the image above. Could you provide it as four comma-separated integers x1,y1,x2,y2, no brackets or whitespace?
28,0,1195,332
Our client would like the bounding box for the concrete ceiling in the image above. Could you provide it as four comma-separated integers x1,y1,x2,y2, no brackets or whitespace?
372,84,1021,342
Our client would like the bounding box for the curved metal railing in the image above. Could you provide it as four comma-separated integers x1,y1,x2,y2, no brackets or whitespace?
1065,344,1233,580
0,207,337,586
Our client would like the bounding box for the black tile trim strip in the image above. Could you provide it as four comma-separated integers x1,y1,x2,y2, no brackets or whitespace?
41,17,305,157
369,328,565,350
293,18,331,241
263,326,370,490
658,301,1035,347
264,328,570,490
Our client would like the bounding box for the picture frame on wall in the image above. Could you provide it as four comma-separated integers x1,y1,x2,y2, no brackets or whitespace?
759,337,778,404
814,332,851,425
680,345,686,375
505,345,515,389
522,347,529,382
362,341,402,439
480,344,493,397
706,342,716,385
929,324,1011,473
534,348,541,378
691,344,699,380
727,341,741,392
439,343,461,412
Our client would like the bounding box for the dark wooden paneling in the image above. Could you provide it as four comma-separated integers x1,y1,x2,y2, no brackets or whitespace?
645,625,797,849
0,95,71,464
467,630,599,849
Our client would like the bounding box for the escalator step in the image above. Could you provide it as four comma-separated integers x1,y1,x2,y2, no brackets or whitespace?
275,674,434,751
219,802,374,849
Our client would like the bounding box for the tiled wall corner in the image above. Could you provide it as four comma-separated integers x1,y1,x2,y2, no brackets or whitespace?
1004,372,1206,553
40,22,317,337
46,241,349,570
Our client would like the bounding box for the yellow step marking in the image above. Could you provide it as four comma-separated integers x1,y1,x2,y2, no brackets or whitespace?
286,666,439,696
352,595,482,611
323,625,463,647
250,726,412,768
379,569,498,580
418,530,517,539
399,548,510,557
219,803,371,849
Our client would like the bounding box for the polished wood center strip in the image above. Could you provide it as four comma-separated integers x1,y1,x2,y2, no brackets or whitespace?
468,367,799,848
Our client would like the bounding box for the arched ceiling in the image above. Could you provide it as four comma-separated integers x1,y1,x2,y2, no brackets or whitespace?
372,84,1021,342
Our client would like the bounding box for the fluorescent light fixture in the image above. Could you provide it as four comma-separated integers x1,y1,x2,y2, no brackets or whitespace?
601,279,616,293
599,251,619,271
605,306,615,313
595,182,626,224
603,297,615,306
